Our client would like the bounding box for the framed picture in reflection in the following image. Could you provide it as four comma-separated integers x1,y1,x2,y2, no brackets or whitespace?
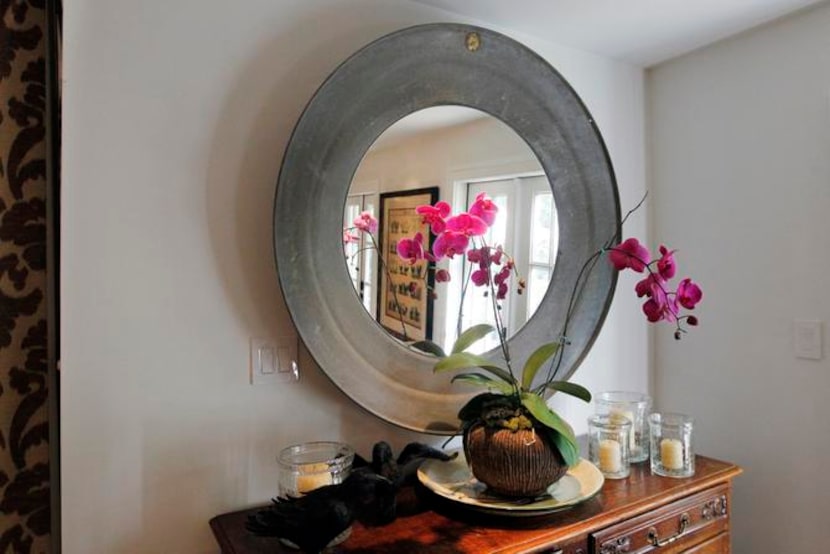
377,186,438,342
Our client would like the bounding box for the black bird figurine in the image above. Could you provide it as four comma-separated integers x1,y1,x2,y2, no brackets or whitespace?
246,470,395,553
354,440,457,489
246,441,456,553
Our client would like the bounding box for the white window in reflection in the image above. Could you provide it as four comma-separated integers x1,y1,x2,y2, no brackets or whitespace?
449,173,557,354
344,193,378,315
527,180,557,319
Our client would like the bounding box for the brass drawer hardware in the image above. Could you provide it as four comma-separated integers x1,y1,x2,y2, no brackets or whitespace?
647,513,691,547
599,536,631,553
702,494,728,520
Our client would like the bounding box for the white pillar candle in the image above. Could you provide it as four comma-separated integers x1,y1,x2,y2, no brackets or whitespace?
611,409,637,451
660,438,684,470
598,439,622,474
296,463,333,494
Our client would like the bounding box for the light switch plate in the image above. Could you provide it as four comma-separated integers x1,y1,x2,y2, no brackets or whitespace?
793,320,823,360
251,336,299,384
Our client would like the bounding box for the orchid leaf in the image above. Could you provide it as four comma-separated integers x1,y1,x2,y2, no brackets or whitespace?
546,427,581,468
410,339,446,358
542,381,591,403
451,373,515,395
520,341,560,390
520,393,576,443
434,352,514,385
451,323,496,354
520,392,579,466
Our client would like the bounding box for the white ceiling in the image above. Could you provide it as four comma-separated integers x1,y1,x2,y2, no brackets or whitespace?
412,0,825,66
369,106,488,151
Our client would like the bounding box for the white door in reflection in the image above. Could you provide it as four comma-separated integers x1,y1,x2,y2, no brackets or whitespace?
449,173,557,353
344,193,379,315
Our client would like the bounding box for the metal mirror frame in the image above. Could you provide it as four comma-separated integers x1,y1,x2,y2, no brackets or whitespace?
274,24,620,434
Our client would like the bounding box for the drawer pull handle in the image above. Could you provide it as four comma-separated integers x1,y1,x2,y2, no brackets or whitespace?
647,513,690,548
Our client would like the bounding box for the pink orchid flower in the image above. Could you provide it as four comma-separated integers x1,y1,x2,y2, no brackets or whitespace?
416,201,451,234
495,265,513,299
643,296,677,323
635,273,664,298
435,269,451,283
656,245,677,279
609,238,650,273
444,213,488,237
343,230,359,244
642,286,678,323
433,231,469,259
469,193,498,227
676,278,703,309
494,265,511,286
491,246,504,265
353,211,378,234
610,237,702,334
466,246,489,266
471,268,489,286
396,232,427,265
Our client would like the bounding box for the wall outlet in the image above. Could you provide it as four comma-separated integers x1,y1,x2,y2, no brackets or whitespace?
250,336,299,384
793,320,822,360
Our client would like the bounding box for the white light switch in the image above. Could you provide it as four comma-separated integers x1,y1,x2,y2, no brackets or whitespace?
251,336,299,384
277,347,292,373
259,346,276,374
794,320,823,360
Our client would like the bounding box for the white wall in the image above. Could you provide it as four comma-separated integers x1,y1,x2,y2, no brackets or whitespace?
352,114,543,197
649,4,830,552
61,1,647,551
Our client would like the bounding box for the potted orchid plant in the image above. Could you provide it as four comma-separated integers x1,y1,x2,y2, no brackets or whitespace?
345,194,702,497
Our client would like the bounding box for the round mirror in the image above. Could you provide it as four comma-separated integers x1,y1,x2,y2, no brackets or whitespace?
275,24,620,433
344,106,556,354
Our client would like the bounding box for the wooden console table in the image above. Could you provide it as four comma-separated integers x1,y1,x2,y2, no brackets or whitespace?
210,455,741,553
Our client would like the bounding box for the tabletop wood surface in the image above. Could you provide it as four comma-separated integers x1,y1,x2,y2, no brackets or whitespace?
210,455,742,554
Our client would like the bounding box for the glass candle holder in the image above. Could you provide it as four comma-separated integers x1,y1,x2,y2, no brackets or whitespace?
595,391,651,463
649,413,694,478
588,414,631,480
277,441,355,498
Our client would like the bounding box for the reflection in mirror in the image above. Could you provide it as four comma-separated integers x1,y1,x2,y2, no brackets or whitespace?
344,106,557,353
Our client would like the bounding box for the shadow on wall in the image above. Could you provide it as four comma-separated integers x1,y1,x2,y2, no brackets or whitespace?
200,0,451,472
204,2,450,335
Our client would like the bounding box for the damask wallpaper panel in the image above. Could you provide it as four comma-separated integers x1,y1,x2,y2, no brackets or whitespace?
0,0,51,552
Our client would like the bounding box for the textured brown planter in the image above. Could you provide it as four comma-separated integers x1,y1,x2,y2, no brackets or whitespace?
464,423,568,497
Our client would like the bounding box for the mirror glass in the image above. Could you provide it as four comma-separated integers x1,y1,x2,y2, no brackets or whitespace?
343,106,557,353
275,23,619,432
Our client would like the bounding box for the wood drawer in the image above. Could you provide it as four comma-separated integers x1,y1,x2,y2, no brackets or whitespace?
591,484,730,553
682,532,730,553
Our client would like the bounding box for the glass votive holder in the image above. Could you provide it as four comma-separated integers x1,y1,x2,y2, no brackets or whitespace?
595,391,651,463
588,414,631,480
649,413,694,478
277,441,355,498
